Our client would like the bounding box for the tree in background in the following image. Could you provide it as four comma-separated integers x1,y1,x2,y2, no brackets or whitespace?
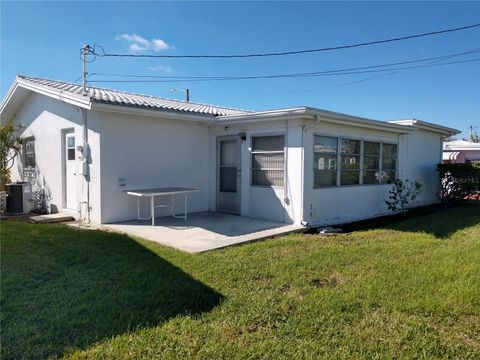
0,124,25,190
468,126,479,143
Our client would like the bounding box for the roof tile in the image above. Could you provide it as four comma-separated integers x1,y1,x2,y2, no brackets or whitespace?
18,75,251,117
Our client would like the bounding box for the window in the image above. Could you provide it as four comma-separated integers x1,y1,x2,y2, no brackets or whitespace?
363,141,380,184
251,135,284,187
67,136,75,161
313,136,338,186
381,143,397,183
313,135,398,188
340,139,361,185
23,138,35,167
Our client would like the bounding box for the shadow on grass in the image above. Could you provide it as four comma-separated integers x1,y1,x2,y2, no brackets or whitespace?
1,222,223,359
340,201,480,239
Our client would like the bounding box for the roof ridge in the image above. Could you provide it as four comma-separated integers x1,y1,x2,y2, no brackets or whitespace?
17,74,252,114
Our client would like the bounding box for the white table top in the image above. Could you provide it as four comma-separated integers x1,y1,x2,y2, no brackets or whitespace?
124,187,199,197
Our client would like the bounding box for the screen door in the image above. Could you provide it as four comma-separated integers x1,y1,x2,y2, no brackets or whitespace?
217,137,240,214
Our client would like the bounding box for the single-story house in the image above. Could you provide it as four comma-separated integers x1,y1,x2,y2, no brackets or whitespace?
0,75,459,227
443,140,480,164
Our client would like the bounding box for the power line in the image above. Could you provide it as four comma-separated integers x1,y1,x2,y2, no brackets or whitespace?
88,23,480,59
88,49,480,81
88,58,480,84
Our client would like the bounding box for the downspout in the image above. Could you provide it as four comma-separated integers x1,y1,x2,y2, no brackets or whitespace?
284,119,289,223
300,114,320,226
81,107,91,225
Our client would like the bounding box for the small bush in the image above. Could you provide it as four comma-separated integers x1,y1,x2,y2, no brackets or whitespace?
437,163,480,202
385,179,422,215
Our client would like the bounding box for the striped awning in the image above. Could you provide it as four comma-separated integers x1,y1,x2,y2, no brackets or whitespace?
442,151,460,161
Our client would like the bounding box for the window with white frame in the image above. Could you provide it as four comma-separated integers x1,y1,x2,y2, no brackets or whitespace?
23,138,35,168
251,135,284,187
313,135,397,188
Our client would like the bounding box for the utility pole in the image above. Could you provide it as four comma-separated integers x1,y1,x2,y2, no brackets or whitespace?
170,88,190,102
81,44,90,96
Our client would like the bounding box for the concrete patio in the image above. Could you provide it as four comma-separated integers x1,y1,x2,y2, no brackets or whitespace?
102,212,306,253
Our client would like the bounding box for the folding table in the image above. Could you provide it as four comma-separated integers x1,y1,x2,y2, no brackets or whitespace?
125,187,199,226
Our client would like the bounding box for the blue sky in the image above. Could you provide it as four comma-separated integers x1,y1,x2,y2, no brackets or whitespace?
1,1,479,138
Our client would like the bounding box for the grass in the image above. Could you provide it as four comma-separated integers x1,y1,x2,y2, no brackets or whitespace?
1,202,479,359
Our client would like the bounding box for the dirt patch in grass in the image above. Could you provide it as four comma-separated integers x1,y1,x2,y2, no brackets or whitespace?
310,273,344,288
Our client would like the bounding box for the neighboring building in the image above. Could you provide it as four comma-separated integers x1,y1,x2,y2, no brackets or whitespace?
443,140,480,164
0,75,458,226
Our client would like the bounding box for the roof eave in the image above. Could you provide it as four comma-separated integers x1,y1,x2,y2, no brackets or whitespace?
311,108,415,134
217,106,415,133
91,101,216,123
16,77,92,109
390,119,460,136
215,107,309,124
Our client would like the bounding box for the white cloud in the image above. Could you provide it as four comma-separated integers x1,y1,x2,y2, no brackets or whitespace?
147,64,173,73
115,33,173,54
129,43,148,54
116,33,150,47
151,39,171,52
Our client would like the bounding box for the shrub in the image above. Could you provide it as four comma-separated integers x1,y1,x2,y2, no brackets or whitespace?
385,179,422,214
0,124,26,190
436,163,480,202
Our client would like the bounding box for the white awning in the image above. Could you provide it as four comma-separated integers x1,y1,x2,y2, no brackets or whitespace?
442,151,460,161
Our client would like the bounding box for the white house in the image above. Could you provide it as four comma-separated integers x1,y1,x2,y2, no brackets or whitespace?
0,75,458,227
443,140,480,164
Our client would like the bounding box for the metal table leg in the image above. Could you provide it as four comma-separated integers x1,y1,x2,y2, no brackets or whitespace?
185,193,187,222
151,195,155,226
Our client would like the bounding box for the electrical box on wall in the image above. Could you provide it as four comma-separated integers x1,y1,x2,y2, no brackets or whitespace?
78,160,89,176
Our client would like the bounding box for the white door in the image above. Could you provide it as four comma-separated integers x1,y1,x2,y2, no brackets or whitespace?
65,133,77,210
217,137,241,214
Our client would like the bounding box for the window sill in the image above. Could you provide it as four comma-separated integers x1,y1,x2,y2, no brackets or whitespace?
313,183,391,189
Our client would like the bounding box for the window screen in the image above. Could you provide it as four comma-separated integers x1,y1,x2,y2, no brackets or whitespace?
363,141,380,184
313,136,398,188
251,135,284,187
381,143,397,183
340,139,361,185
314,136,338,187
219,140,237,192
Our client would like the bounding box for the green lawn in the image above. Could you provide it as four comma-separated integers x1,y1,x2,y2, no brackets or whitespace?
1,203,479,359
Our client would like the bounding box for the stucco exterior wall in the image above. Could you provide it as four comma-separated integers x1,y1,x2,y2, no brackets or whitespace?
9,93,101,223
98,112,210,223
402,129,443,205
7,93,446,227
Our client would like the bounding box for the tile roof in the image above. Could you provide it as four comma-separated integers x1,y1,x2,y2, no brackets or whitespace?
17,75,251,117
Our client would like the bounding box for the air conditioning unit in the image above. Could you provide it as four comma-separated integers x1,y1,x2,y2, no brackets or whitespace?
6,182,33,214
